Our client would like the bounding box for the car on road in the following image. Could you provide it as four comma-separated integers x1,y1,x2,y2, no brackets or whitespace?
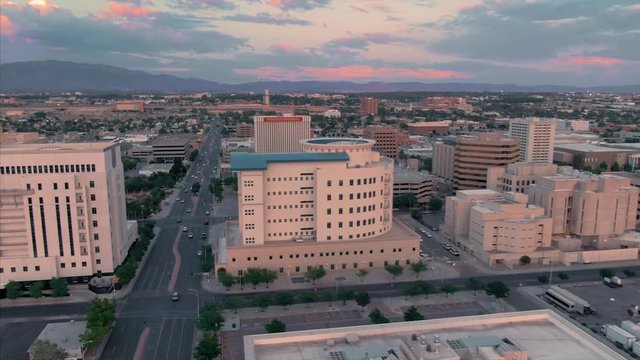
186,208,192,213
201,232,207,239
182,226,188,232
181,200,185,204
171,292,179,301
449,249,460,256
442,244,452,250
205,210,210,215
424,232,432,238
216,199,221,203
197,250,202,256
188,233,194,239
176,197,181,202
204,219,209,225
176,218,182,223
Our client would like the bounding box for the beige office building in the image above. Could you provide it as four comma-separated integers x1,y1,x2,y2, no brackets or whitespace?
363,125,399,160
254,115,312,153
509,117,556,163
0,142,130,288
215,138,420,277
442,190,554,266
453,134,520,190
527,171,639,246
487,162,561,193
432,138,456,181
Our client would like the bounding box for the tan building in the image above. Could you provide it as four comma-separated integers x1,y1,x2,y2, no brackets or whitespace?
152,134,192,163
407,121,450,135
236,122,254,138
363,125,399,160
254,115,312,153
509,118,556,163
0,142,130,288
0,132,42,144
360,97,379,115
216,138,420,277
527,171,639,247
393,167,434,203
553,143,638,169
453,134,520,190
487,162,560,193
432,138,456,181
115,100,144,112
602,171,640,223
557,119,590,132
443,190,554,266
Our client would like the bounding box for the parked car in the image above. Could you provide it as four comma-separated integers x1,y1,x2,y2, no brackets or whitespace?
171,292,179,301
186,208,192,213
182,226,188,232
442,244,452,250
205,210,210,215
204,219,209,225
188,233,194,239
449,249,460,256
201,232,207,239
176,218,182,223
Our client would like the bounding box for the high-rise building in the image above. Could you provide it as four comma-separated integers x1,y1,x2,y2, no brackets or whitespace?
263,89,270,106
235,123,254,138
432,138,456,181
486,162,560,193
214,138,420,277
509,117,556,163
360,97,379,115
151,134,192,163
0,142,130,287
254,115,312,153
363,125,399,160
452,134,520,190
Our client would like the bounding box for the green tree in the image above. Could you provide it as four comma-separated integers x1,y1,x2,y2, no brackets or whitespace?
598,161,609,171
599,268,615,278
440,283,458,298
194,331,220,360
403,306,425,321
225,296,244,314
356,269,369,282
80,298,116,349
537,275,549,284
169,158,186,179
50,277,68,297
623,163,633,172
416,281,436,299
29,339,69,360
261,268,278,288
265,319,286,333
197,304,225,332
218,272,236,290
29,281,44,299
322,291,336,306
557,272,569,281
304,266,327,285
299,291,319,308
410,261,427,278
485,281,510,299
465,277,484,296
354,292,371,311
403,283,422,300
253,294,273,312
5,281,22,299
121,156,138,171
244,268,264,289
368,308,389,324
610,161,621,171
384,264,404,279
623,269,637,277
519,255,531,265
115,262,136,286
393,193,418,208
189,149,199,162
337,289,355,305
275,292,295,310
427,196,443,211
571,154,585,170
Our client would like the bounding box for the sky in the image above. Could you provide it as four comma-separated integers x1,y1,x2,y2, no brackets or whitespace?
0,0,639,85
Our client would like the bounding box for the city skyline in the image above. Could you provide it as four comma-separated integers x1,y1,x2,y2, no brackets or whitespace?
1,0,639,86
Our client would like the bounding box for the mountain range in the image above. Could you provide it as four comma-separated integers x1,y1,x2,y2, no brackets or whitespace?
1,60,638,94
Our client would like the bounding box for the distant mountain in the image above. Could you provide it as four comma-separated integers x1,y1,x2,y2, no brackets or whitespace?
1,60,639,94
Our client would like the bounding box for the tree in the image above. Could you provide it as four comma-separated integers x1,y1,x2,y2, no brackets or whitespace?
537,275,549,284
623,163,633,172
427,196,443,211
465,277,484,296
571,154,585,170
519,255,531,265
225,297,244,314
599,268,615,278
261,269,278,288
440,283,458,298
197,304,225,332
403,306,425,321
193,331,220,360
218,272,236,290
557,272,569,281
337,289,355,305
5,281,22,299
115,262,136,286
485,281,510,299
121,156,138,171
322,291,336,306
354,292,371,311
610,161,621,171
415,281,436,299
189,149,199,162
244,268,264,289
169,158,186,179
265,319,286,333
50,277,68,297
29,281,44,299
253,294,273,312
623,269,637,277
410,261,427,278
356,269,369,282
384,264,404,279
598,161,609,171
275,292,295,310
29,339,68,360
304,266,327,285
191,182,201,194
403,284,422,300
368,308,389,324
81,298,116,348
393,193,418,208
299,291,319,308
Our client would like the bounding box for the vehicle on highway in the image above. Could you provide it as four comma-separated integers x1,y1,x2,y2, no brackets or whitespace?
197,250,202,256
205,210,210,215
201,232,207,239
216,199,221,203
204,219,209,225
449,249,460,256
424,232,432,238
182,226,188,232
186,208,192,213
176,197,181,202
188,233,194,239
442,244,452,250
171,292,179,301
176,218,182,223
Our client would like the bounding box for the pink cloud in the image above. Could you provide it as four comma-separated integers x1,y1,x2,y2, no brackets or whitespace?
269,43,302,53
100,3,155,19
234,65,469,81
146,67,191,73
558,56,627,66
28,0,55,14
459,2,484,12
0,14,16,38
627,4,640,11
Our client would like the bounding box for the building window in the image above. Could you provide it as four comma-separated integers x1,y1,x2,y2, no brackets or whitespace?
96,259,101,264
327,180,332,187
91,207,97,215
38,183,42,190
60,263,66,269
53,183,58,190
35,266,40,271
95,246,100,253
71,262,77,268
339,180,343,186
89,181,95,188
64,182,69,190
327,208,331,215
82,261,87,267
90,194,96,201
23,266,28,272
94,234,99,241
327,194,332,201
92,220,98,227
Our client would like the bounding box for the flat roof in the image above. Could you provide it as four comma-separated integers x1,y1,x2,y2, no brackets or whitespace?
152,134,192,147
303,138,373,145
244,310,625,360
555,143,638,153
394,166,433,183
408,121,450,126
0,141,115,154
33,320,86,352
230,152,349,171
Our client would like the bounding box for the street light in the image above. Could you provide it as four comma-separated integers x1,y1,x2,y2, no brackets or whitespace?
188,288,200,319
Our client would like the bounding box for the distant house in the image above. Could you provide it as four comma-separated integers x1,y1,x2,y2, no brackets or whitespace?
28,320,87,360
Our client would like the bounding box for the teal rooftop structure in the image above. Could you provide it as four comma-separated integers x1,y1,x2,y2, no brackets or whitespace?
230,152,349,171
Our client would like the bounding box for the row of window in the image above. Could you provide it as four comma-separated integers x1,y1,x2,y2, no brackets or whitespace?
1,164,96,175
327,230,378,240
240,259,411,276
267,190,314,196
266,176,314,182
327,177,378,187
327,191,379,201
266,217,314,224
327,218,377,229
0,260,95,274
327,204,377,215
266,203,315,209
267,230,315,237
26,181,95,191
233,247,415,263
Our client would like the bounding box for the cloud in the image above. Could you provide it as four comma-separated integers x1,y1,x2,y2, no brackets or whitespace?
168,0,235,10
534,16,590,28
144,66,192,72
268,43,303,53
234,65,468,81
324,33,410,50
224,12,310,25
100,3,155,19
28,0,55,14
554,56,627,66
263,0,330,11
458,2,484,13
0,14,17,38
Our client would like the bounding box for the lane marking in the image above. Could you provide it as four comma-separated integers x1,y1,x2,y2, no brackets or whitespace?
167,230,182,293
133,326,150,360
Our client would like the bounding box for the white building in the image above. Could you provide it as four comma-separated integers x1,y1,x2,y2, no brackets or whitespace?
509,117,556,164
323,109,341,118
